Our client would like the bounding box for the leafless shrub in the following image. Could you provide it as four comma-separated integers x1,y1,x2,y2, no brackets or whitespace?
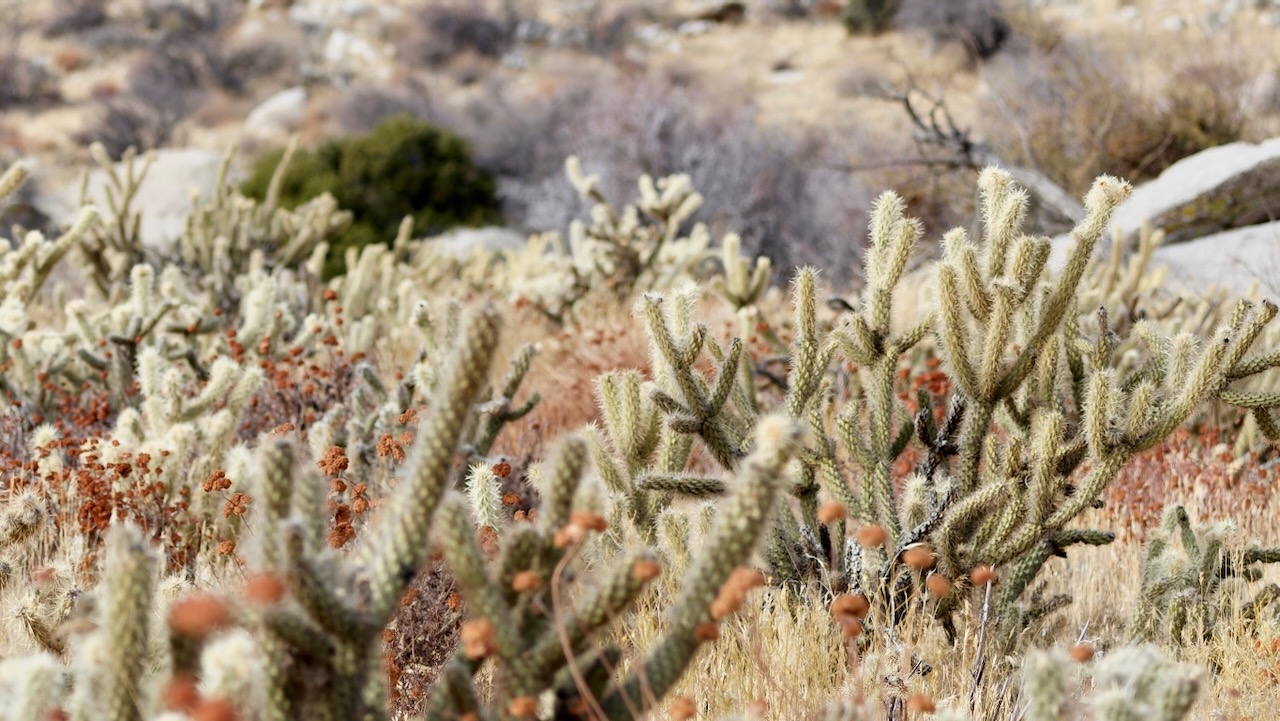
436,75,870,276
982,39,1252,196
399,1,517,69
763,0,819,19
327,86,432,137
77,95,178,159
579,3,657,54
141,0,238,36
0,53,61,109
129,33,242,113
0,173,53,244
222,35,301,88
41,0,108,38
895,0,1010,62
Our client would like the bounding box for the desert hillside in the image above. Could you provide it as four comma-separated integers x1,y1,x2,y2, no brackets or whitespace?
2,2,1280,720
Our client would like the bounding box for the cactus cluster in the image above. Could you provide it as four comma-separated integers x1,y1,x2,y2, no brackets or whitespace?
2,138,1278,721
582,166,1280,695
1129,505,1280,645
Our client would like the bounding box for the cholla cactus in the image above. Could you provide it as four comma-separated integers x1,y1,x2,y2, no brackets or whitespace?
615,168,1280,672
1023,645,1201,721
75,142,348,299
1128,505,1280,644
504,157,721,323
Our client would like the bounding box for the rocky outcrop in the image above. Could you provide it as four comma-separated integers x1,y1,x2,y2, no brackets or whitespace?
1150,220,1280,298
1108,136,1280,246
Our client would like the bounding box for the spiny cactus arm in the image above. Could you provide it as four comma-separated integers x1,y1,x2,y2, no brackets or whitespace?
635,473,727,497
639,294,743,469
1243,546,1280,565
520,549,660,693
598,416,801,719
596,371,661,470
936,482,1006,577
553,645,624,718
366,305,501,620
436,493,524,665
261,606,334,662
24,207,101,302
1221,299,1276,371
1150,664,1201,721
1131,325,1233,451
423,656,489,721
2,653,61,721
995,176,1131,400
810,419,864,520
1226,346,1280,380
862,192,921,334
937,263,981,396
0,159,27,199
709,337,747,419
284,526,379,643
99,524,155,721
784,268,827,418
1242,584,1280,621
263,135,300,214
535,436,588,536
584,424,634,499
711,233,771,310
470,342,540,459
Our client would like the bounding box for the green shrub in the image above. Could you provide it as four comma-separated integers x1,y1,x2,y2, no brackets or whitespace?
241,115,503,277
843,0,900,34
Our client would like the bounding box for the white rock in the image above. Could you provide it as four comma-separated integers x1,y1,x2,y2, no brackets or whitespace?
41,148,227,254
1108,136,1280,245
243,86,307,139
429,227,526,257
677,20,714,36
1150,221,1280,299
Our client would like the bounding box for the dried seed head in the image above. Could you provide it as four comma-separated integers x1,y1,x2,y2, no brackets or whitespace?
191,698,238,721
831,593,870,620
839,615,863,639
553,525,585,549
970,565,997,586
168,594,232,640
569,510,608,533
1069,643,1095,663
727,566,766,592
710,594,740,621
508,697,538,718
902,544,935,571
244,573,286,606
817,501,847,524
695,621,720,641
856,524,888,548
163,673,201,712
460,619,496,660
669,696,697,721
511,571,541,592
925,574,952,599
631,559,662,582
906,694,935,713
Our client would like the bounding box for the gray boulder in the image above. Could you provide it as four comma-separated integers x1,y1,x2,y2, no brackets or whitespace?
1108,136,1280,246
